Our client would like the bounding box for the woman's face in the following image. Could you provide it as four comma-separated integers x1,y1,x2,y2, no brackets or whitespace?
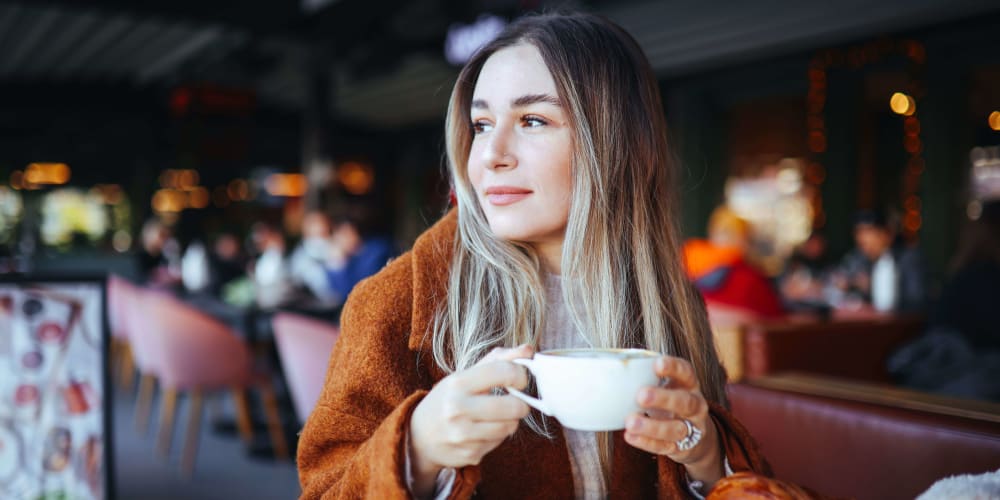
468,43,573,260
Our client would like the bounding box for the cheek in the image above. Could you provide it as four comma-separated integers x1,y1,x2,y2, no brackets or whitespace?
466,152,484,190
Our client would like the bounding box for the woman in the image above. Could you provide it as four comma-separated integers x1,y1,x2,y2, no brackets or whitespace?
298,13,771,499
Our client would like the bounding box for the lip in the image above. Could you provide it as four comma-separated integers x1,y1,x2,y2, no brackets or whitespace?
484,186,532,206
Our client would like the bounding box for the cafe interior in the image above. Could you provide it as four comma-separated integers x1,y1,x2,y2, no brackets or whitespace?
0,0,999,498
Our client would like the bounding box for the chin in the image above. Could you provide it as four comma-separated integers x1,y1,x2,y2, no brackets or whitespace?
486,216,561,246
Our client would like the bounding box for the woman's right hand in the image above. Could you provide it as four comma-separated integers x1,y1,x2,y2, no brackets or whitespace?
408,345,533,496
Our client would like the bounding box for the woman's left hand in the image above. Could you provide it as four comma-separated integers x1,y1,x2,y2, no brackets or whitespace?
624,356,724,484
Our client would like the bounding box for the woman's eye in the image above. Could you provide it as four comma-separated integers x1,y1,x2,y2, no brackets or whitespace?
523,116,547,128
472,120,493,134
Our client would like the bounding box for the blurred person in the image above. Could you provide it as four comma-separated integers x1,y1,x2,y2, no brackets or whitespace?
137,217,180,287
298,14,781,500
888,201,1000,401
321,206,397,302
683,205,785,319
778,230,832,313
934,200,1000,350
211,231,248,292
180,239,211,293
830,209,925,313
288,209,342,306
249,221,296,308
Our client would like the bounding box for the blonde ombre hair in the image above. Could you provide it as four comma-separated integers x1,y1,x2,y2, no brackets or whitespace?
433,12,726,446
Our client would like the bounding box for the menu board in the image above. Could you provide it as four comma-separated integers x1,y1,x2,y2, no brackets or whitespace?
0,277,112,500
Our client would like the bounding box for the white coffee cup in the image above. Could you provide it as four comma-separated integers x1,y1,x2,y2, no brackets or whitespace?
507,348,662,431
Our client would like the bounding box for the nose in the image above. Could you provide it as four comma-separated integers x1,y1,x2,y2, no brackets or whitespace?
482,126,517,170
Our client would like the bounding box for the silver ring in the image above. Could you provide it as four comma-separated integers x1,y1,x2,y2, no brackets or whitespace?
676,419,703,451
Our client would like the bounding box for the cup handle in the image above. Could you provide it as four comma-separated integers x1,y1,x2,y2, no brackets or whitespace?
505,358,552,416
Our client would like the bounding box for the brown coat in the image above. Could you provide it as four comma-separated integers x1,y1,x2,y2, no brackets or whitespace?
297,210,771,499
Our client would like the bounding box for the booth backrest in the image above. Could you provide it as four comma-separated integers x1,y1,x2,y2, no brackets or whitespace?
740,315,924,382
728,375,1000,500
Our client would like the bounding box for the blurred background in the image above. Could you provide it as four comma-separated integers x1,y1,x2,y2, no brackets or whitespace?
1,0,999,498
0,0,997,287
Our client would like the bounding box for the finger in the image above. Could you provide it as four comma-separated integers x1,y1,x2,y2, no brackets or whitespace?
457,360,529,394
655,357,698,391
643,408,674,420
479,344,535,364
468,420,521,442
464,394,531,421
637,387,705,418
442,419,519,446
625,413,690,443
623,431,675,456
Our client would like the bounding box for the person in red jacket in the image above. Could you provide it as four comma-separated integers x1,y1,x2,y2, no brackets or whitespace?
683,206,785,318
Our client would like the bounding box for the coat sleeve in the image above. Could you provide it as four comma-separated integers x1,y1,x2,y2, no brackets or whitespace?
657,402,772,499
296,254,477,499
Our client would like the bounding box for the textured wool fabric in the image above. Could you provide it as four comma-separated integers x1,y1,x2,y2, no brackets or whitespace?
297,209,772,499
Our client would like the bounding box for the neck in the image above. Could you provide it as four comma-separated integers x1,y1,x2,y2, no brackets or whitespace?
533,240,563,275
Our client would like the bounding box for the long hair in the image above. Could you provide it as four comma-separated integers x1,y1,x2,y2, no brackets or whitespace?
433,12,726,474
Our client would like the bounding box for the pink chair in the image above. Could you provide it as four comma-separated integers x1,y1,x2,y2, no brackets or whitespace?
271,312,339,422
107,274,138,390
139,291,288,475
118,283,169,434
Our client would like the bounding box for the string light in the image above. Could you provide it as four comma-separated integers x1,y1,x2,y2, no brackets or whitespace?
807,38,926,238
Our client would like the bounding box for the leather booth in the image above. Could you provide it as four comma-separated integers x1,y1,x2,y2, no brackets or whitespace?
728,374,1000,500
712,312,924,382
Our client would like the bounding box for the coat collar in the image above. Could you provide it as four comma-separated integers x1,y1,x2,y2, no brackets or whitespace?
407,208,458,356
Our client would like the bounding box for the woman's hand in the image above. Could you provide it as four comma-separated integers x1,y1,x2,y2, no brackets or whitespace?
624,356,725,487
408,345,533,496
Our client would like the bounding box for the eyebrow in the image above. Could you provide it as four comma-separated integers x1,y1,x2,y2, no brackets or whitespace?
471,93,562,111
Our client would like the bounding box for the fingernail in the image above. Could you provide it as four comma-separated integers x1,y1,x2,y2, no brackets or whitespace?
656,358,667,371
627,417,642,431
640,388,653,404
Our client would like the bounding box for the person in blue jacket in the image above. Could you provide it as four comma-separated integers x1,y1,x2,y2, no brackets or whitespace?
324,206,397,301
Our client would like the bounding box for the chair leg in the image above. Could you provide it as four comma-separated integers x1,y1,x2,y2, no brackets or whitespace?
119,343,135,392
231,388,254,445
135,374,156,434
181,390,203,477
110,339,121,381
258,379,289,460
157,388,178,457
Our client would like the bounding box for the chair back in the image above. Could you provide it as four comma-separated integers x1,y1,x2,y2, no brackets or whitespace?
107,274,135,341
272,312,339,421
139,292,251,390
119,283,170,376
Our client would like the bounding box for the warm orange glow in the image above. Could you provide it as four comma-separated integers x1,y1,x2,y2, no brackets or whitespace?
805,163,826,184
265,173,308,197
807,132,827,153
338,162,375,195
91,184,124,204
227,179,250,201
188,186,210,208
990,111,1000,131
10,170,23,190
177,169,200,190
159,170,175,188
151,189,186,213
903,211,922,232
904,195,921,212
890,92,916,116
25,163,70,185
